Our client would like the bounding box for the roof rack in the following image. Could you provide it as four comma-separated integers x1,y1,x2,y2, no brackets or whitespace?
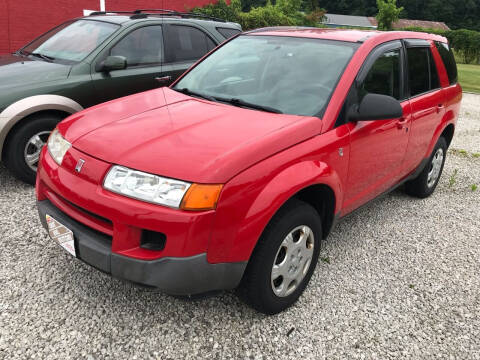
88,9,226,23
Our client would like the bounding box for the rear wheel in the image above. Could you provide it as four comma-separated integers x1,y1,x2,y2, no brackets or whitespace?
405,137,447,198
4,113,63,185
238,199,321,314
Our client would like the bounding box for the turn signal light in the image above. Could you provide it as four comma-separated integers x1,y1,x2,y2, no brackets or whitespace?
180,184,223,211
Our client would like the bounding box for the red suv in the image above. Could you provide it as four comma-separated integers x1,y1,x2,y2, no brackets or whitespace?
36,28,462,314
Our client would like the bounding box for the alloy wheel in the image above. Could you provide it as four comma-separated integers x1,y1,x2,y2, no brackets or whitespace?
24,131,51,172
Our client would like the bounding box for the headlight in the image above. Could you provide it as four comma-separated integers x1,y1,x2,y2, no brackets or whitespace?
47,129,71,165
103,165,223,210
104,165,191,208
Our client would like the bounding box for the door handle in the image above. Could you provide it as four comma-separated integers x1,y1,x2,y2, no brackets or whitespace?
155,75,172,85
397,117,408,129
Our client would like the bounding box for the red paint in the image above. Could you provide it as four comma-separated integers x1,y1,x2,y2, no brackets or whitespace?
0,0,224,54
36,29,462,265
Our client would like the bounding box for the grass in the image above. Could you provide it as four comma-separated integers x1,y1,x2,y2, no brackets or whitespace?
320,256,330,264
457,64,480,94
448,169,458,188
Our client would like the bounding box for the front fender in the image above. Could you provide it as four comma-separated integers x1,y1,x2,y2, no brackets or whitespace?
209,160,343,264
0,95,83,156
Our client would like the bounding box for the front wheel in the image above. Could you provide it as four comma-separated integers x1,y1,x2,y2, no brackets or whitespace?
238,199,321,314
4,113,63,185
405,137,447,198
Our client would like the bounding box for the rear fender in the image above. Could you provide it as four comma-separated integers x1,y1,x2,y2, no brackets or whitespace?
425,88,461,156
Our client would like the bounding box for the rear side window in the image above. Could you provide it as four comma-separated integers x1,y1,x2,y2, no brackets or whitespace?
435,42,458,85
216,27,241,39
362,49,401,100
407,47,440,97
165,25,216,62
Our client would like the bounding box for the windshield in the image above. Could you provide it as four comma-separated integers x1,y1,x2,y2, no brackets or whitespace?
174,35,358,116
21,20,119,63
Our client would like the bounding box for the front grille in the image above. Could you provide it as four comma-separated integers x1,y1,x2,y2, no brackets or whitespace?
63,197,113,227
45,190,114,237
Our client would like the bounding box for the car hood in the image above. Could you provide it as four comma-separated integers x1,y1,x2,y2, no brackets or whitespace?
59,88,322,183
0,54,70,89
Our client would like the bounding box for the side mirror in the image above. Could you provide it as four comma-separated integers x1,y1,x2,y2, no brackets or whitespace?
349,93,403,122
101,55,127,72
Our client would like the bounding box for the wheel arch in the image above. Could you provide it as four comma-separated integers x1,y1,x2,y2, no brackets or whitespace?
440,123,455,147
210,160,342,264
424,112,456,160
0,95,83,158
291,183,336,240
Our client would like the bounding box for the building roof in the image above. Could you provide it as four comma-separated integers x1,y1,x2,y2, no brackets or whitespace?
368,17,450,30
323,13,450,31
324,14,376,28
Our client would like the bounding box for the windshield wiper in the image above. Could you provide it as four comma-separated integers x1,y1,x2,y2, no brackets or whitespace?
214,97,283,114
30,52,55,62
174,88,216,102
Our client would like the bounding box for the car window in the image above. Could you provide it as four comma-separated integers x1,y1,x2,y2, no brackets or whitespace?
23,20,119,63
110,26,164,67
216,27,241,39
362,49,401,100
435,42,458,85
165,25,216,62
407,47,440,97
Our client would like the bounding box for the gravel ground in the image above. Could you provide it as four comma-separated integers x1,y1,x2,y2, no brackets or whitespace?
0,94,479,359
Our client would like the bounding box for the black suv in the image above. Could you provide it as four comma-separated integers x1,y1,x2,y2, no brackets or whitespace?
0,9,241,184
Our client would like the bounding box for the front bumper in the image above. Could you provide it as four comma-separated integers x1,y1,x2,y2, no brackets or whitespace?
38,199,246,295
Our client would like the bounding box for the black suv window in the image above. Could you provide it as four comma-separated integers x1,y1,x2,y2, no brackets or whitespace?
362,49,401,100
435,42,458,85
165,25,216,62
111,26,164,67
407,47,440,97
216,27,241,39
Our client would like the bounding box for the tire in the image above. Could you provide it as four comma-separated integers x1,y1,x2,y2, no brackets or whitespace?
238,199,322,315
405,137,448,198
4,113,63,185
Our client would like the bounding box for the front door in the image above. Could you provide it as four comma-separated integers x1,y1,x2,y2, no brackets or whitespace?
91,25,166,103
343,41,412,214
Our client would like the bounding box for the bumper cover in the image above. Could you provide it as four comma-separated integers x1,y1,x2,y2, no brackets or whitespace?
37,200,246,295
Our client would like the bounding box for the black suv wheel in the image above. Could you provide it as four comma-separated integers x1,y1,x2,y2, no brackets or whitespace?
4,113,62,185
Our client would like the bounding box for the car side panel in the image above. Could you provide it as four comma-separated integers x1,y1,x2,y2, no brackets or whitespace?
208,124,350,264
342,101,412,215
402,42,461,173
424,83,462,156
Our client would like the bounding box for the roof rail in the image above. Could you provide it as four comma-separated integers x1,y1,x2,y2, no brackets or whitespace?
88,9,226,22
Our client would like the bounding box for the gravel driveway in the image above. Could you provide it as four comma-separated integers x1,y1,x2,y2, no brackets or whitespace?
1,94,479,359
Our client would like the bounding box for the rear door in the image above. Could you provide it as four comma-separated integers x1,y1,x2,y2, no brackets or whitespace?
402,40,446,173
343,41,412,213
160,24,217,83
91,24,166,102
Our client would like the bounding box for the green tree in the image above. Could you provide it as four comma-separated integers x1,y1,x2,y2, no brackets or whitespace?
193,0,326,30
376,0,403,30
